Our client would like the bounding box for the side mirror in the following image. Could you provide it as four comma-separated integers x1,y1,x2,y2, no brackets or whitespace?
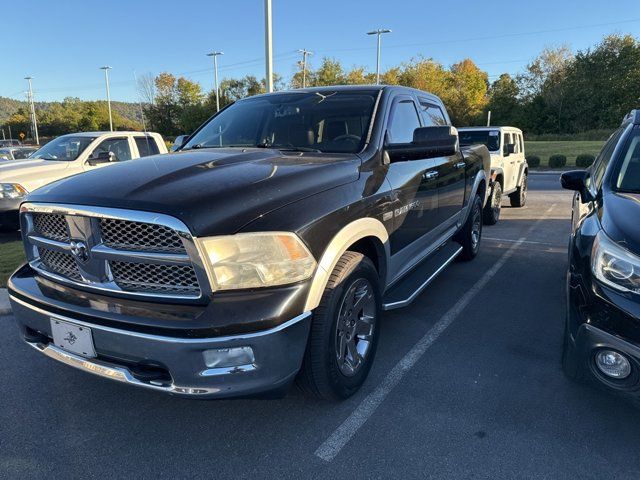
561,170,592,203
171,135,190,152
87,151,117,166
386,126,458,162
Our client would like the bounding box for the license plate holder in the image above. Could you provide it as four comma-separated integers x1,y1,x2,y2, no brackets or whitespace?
50,318,96,358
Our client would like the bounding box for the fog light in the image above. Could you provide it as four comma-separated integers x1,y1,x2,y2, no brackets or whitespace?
203,346,255,368
595,350,631,379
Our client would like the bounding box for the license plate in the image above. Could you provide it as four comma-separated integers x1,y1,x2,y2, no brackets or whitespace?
50,318,96,358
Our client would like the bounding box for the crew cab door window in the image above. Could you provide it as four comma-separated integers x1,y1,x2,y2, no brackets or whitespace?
418,101,447,127
387,100,421,145
87,137,132,163
135,137,160,157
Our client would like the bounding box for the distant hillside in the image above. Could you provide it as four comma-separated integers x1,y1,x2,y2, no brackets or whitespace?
0,96,143,125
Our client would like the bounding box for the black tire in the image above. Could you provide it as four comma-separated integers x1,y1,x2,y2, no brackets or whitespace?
297,251,381,400
456,193,483,261
482,182,502,225
0,214,19,233
509,171,527,207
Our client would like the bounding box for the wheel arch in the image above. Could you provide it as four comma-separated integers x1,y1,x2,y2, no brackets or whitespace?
304,218,389,311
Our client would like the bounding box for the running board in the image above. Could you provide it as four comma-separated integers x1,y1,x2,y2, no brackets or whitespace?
382,242,463,310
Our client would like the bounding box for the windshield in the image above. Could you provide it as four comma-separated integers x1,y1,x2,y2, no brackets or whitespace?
183,90,378,154
615,130,640,193
30,136,96,161
459,130,501,152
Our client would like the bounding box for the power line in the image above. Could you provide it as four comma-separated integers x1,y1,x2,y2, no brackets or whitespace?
313,18,640,54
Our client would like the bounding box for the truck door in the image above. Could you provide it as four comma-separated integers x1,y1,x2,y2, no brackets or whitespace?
422,100,465,228
384,96,439,256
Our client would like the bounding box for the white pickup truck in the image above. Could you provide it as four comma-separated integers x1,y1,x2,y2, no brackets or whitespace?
458,126,528,224
0,131,166,230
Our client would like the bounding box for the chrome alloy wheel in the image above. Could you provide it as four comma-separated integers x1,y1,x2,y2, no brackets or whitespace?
471,202,482,249
335,278,376,377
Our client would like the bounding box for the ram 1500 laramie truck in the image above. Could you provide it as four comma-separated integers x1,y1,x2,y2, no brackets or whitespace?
9,86,489,400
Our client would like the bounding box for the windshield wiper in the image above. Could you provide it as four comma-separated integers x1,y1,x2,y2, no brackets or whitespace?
256,142,321,153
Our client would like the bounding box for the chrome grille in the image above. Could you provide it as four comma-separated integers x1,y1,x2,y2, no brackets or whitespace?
33,213,69,242
100,218,185,253
110,261,199,295
22,204,206,299
38,247,82,280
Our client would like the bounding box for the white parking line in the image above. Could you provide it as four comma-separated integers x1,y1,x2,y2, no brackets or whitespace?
484,237,560,247
314,204,558,462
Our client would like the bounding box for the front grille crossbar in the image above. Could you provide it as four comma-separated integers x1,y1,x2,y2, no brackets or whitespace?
21,205,205,300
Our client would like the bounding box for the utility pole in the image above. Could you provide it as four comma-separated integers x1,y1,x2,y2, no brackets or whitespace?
100,66,113,131
24,76,39,145
487,110,492,127
264,0,273,92
206,51,224,111
297,49,313,88
366,28,392,84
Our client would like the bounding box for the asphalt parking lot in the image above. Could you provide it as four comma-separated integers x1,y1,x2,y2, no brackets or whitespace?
2,172,640,479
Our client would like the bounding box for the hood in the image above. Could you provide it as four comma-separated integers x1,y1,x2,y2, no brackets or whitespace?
599,191,640,256
27,148,361,236
0,159,70,192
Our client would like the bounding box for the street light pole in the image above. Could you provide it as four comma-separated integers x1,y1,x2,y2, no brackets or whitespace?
100,66,113,131
24,76,39,145
264,0,273,93
366,28,392,84
297,49,313,88
206,51,224,112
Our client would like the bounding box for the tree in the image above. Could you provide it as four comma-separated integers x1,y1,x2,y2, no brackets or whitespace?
485,74,519,126
445,59,489,125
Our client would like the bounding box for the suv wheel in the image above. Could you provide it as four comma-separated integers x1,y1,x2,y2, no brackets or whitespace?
509,172,527,207
456,193,483,261
482,182,502,225
297,251,381,400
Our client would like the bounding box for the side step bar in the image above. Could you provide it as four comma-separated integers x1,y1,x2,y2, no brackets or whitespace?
382,242,463,310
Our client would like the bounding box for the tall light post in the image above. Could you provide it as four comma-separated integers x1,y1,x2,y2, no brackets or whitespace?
24,77,39,145
264,0,273,92
297,49,313,88
100,66,113,131
206,51,224,111
366,28,392,84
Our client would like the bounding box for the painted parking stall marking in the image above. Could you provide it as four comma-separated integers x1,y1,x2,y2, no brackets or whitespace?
315,204,558,462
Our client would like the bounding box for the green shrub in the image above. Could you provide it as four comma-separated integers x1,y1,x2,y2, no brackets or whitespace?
548,154,567,168
576,153,595,168
527,155,541,168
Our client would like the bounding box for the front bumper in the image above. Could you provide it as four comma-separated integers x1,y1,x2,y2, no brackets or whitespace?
10,294,312,398
567,270,640,393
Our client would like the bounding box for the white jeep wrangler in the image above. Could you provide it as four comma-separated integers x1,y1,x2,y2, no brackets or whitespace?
458,126,528,224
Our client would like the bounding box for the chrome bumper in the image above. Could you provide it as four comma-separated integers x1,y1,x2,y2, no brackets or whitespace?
10,295,312,398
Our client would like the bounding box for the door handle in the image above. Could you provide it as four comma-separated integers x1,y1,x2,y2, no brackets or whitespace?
423,170,438,180
454,161,466,169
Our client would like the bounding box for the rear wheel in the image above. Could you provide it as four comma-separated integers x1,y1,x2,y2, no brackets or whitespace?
456,193,483,261
482,182,502,225
509,171,527,207
297,252,381,400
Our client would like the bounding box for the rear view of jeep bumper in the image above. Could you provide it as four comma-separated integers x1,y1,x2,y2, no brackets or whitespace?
10,295,311,398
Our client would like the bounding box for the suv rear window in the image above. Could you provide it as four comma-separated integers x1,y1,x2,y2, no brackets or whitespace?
135,137,160,157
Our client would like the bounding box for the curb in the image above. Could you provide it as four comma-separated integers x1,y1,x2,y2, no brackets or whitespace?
0,288,11,316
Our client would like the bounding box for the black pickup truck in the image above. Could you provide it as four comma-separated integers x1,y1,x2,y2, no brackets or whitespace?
9,85,489,400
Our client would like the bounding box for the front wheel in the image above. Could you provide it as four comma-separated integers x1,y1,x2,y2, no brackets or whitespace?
297,252,381,400
456,193,483,261
510,171,527,207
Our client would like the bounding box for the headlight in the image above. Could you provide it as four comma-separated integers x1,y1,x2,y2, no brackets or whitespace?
592,231,640,294
198,232,316,290
0,183,28,200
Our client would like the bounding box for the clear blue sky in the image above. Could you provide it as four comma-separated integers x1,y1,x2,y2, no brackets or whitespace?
4,0,639,103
